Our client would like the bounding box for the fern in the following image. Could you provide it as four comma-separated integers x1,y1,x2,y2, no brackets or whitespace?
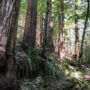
27,58,32,71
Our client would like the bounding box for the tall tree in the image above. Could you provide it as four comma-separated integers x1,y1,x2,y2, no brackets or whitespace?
58,0,65,59
80,0,89,59
0,0,21,74
36,13,43,47
23,0,37,49
42,0,54,58
47,0,54,52
74,0,80,61
0,0,21,58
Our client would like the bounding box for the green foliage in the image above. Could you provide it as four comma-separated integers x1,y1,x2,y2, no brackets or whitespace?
79,11,88,19
62,59,71,68
27,47,41,59
27,58,32,71
37,0,46,13
82,80,90,89
38,54,65,88
19,0,90,89
20,0,27,15
47,60,64,78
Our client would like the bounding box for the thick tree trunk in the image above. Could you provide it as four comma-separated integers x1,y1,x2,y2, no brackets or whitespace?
6,0,21,59
23,0,31,48
23,0,37,49
0,0,21,58
0,1,10,54
0,0,21,74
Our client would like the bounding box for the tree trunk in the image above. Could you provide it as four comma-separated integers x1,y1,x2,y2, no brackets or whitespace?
42,0,54,58
0,0,21,75
74,0,80,61
6,0,21,59
23,0,37,49
58,0,65,59
36,13,43,47
42,0,49,58
80,0,89,60
40,14,44,45
0,0,21,58
47,0,54,52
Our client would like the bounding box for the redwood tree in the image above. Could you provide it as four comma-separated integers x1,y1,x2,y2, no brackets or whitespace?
23,0,37,49
0,0,21,73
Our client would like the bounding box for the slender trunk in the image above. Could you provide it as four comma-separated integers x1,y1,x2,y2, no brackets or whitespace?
42,0,50,58
58,0,65,59
47,0,54,52
80,0,89,59
40,14,43,45
36,13,43,47
74,0,80,61
36,14,40,46
42,0,54,57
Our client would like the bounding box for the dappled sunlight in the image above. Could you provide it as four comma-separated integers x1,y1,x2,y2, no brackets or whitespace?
0,0,90,90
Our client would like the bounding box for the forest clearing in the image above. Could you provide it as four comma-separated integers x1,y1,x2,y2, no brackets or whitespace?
0,0,90,90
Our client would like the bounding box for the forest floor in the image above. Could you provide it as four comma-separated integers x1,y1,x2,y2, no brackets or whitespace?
20,71,90,90
15,46,90,90
20,56,90,90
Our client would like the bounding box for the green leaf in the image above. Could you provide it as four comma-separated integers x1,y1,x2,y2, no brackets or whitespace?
27,58,32,71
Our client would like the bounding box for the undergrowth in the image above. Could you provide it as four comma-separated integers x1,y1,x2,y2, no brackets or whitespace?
25,48,90,89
